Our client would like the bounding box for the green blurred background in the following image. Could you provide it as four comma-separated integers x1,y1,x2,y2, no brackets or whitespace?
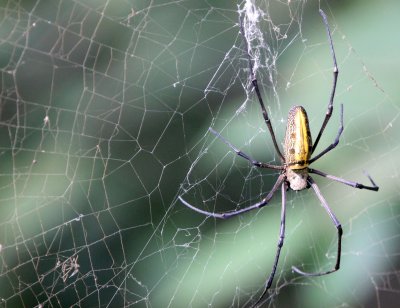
0,0,399,307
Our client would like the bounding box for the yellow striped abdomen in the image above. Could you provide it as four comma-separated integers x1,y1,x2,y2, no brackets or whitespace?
284,106,312,169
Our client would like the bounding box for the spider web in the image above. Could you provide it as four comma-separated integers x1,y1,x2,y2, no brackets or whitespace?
0,0,399,307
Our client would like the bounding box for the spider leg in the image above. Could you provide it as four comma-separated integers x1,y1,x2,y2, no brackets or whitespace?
292,176,342,276
179,174,285,219
312,9,339,154
239,14,284,161
309,168,379,191
252,181,287,308
209,128,283,170
309,104,343,164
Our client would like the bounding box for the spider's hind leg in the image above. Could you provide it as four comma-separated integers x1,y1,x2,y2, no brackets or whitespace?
309,168,379,191
208,128,283,170
312,9,340,154
238,11,284,161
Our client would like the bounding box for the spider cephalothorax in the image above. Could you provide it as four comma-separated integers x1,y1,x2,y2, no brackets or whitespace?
179,9,378,307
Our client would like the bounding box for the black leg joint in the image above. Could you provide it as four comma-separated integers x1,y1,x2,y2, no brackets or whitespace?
337,224,343,236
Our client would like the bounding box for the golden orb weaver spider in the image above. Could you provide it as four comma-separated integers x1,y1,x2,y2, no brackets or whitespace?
179,9,379,307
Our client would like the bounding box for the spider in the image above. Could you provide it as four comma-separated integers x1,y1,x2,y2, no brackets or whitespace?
179,9,378,306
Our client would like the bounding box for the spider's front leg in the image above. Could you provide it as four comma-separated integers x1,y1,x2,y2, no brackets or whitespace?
179,174,285,219
252,181,287,307
292,176,343,277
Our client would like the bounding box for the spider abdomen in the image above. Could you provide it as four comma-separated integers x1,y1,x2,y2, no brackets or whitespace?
284,106,312,169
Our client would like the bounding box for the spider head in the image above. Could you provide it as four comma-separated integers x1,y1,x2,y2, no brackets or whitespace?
286,168,309,191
